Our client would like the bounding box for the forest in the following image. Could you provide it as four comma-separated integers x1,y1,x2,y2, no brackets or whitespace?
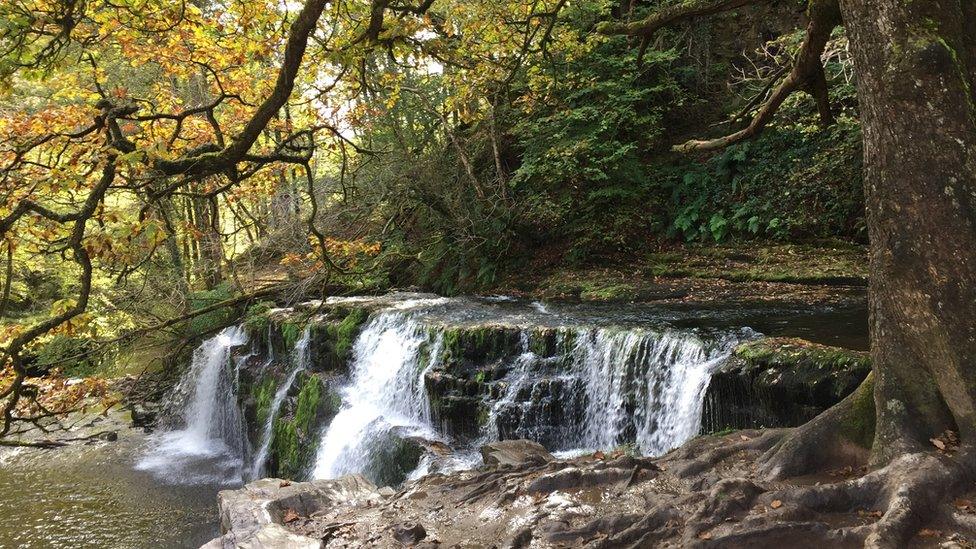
0,0,973,547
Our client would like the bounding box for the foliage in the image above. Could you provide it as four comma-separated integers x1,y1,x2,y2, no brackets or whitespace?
513,35,682,261
31,335,103,378
0,0,869,438
667,115,863,243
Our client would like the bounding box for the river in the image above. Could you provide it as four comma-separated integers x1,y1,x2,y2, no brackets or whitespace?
0,295,868,547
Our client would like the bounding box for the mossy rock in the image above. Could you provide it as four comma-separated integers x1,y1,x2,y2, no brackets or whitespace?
733,337,870,401
702,337,870,433
435,325,524,373
361,430,426,488
309,308,369,372
267,373,342,480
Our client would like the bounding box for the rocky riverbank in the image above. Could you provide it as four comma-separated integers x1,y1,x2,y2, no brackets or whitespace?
209,436,975,548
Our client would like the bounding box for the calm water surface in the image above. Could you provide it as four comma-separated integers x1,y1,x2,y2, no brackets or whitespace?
0,429,227,549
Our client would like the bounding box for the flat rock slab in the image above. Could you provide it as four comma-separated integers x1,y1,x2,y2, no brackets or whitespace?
205,475,381,548
481,440,554,467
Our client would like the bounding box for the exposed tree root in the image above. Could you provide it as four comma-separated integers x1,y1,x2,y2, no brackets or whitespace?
743,449,976,548
760,373,875,480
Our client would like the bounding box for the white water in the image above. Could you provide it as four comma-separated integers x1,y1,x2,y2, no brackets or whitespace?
573,328,735,455
482,327,739,456
137,326,248,485
311,311,443,479
249,328,311,479
308,301,745,484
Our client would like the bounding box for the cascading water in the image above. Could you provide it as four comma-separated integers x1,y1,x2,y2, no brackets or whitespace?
307,297,748,485
484,327,742,456
574,327,739,455
312,311,444,482
136,325,248,485
249,327,311,479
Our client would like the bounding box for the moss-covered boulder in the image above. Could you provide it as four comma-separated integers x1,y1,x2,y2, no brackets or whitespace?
360,429,427,488
241,300,371,367
309,308,369,371
703,337,870,432
267,372,342,479
424,324,584,443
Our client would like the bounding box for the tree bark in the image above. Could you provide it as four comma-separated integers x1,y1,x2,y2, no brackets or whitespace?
838,0,976,464
0,241,12,319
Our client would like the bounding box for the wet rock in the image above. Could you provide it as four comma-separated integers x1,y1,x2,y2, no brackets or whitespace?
703,337,870,432
392,522,427,545
480,440,554,467
129,403,158,428
364,428,427,487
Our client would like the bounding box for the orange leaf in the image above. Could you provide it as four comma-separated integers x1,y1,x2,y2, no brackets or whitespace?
770,500,782,509
283,508,300,523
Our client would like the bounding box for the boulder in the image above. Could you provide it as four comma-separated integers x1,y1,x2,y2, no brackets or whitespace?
703,337,870,432
205,475,381,548
391,522,427,545
480,440,554,467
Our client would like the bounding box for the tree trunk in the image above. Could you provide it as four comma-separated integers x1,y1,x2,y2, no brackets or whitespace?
191,192,224,290
0,241,12,319
839,0,976,464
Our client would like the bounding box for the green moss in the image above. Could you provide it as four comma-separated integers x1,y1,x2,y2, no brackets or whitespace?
280,320,304,350
242,301,275,333
330,308,368,359
475,403,490,427
735,337,870,376
252,375,277,428
186,283,236,336
839,373,875,448
269,373,327,479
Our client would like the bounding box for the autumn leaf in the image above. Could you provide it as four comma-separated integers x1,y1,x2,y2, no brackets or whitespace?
283,508,300,523
770,500,782,509
930,438,946,451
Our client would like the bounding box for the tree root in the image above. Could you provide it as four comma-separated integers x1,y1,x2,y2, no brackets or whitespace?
684,448,976,548
760,373,875,481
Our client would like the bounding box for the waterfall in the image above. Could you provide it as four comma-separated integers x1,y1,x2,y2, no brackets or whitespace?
573,328,736,455
311,312,442,480
307,301,746,486
249,327,311,479
484,327,743,457
136,325,248,485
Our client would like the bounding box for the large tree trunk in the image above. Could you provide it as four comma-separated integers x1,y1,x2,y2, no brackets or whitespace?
839,0,976,465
